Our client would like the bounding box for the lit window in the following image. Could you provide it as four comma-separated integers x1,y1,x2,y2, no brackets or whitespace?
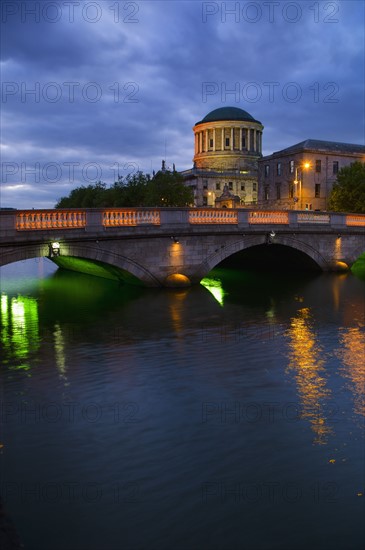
289,160,294,174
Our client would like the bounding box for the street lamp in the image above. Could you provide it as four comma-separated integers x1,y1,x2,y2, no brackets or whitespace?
293,162,311,210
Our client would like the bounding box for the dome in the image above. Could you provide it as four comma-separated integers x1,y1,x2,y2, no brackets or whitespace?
196,106,261,125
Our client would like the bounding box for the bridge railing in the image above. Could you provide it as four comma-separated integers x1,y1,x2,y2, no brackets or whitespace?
103,210,160,227
15,210,86,230
297,212,330,224
248,211,289,224
346,215,365,227
2,209,364,236
189,209,238,224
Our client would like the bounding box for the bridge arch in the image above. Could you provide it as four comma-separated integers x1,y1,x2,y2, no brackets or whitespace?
0,242,162,287
194,234,330,280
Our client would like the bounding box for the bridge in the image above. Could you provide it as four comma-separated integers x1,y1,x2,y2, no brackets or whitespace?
1,208,364,287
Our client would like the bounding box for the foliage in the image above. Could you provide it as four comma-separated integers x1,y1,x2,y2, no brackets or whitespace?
328,162,365,214
55,170,193,208
144,170,193,207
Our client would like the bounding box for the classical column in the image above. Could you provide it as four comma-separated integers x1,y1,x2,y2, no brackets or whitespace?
231,127,234,151
221,128,224,150
254,130,257,151
195,133,198,155
239,128,243,151
247,128,250,151
206,129,209,151
199,132,203,154
213,128,216,151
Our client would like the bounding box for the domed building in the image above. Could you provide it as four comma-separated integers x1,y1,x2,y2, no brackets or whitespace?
181,106,264,207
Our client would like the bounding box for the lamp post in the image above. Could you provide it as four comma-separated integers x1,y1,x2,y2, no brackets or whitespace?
294,162,311,210
293,167,301,210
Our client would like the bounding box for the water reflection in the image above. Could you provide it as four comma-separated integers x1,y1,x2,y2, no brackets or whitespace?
0,294,40,370
338,327,365,418
285,307,333,445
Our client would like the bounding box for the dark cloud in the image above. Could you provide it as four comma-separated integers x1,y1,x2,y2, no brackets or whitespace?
1,0,364,208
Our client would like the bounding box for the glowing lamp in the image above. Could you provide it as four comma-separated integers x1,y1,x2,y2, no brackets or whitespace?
49,241,60,257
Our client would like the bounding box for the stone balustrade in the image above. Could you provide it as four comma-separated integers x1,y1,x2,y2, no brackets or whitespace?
188,209,238,224
0,208,363,234
248,211,289,224
15,210,86,231
103,210,160,227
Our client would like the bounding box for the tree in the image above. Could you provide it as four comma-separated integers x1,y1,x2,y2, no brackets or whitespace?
328,162,365,213
144,170,193,207
55,170,193,208
55,182,107,208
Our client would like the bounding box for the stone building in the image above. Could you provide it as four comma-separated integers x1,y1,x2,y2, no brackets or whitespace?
258,139,365,211
181,106,264,207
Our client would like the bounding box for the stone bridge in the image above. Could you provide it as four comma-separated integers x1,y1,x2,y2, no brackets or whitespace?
0,208,364,287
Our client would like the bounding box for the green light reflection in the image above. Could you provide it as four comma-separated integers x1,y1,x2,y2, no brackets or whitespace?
1,294,40,370
200,277,225,306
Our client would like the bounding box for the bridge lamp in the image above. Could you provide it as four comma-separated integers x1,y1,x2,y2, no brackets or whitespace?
49,241,60,257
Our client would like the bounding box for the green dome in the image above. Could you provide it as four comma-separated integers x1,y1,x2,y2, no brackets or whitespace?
196,107,261,125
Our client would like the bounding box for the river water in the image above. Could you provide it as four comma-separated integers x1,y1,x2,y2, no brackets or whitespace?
0,259,364,550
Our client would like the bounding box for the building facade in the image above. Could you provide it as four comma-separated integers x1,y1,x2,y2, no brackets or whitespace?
258,140,365,211
181,107,263,207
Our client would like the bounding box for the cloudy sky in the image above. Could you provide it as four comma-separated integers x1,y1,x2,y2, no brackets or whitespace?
1,0,364,208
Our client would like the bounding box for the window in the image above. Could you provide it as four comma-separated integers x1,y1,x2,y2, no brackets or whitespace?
203,197,207,206
225,137,230,147
289,160,294,173
289,182,294,198
264,186,269,200
333,161,339,174
277,162,281,176
203,180,208,189
210,138,214,148
305,203,312,211
241,184,245,191
264,165,270,177
242,134,246,148
216,183,221,191
315,160,321,173
315,184,321,198
228,182,233,190
276,183,281,200
253,182,257,191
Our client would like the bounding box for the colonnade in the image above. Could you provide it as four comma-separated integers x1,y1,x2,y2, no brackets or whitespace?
194,126,262,155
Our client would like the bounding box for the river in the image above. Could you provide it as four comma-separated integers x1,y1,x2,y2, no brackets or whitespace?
0,258,364,550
